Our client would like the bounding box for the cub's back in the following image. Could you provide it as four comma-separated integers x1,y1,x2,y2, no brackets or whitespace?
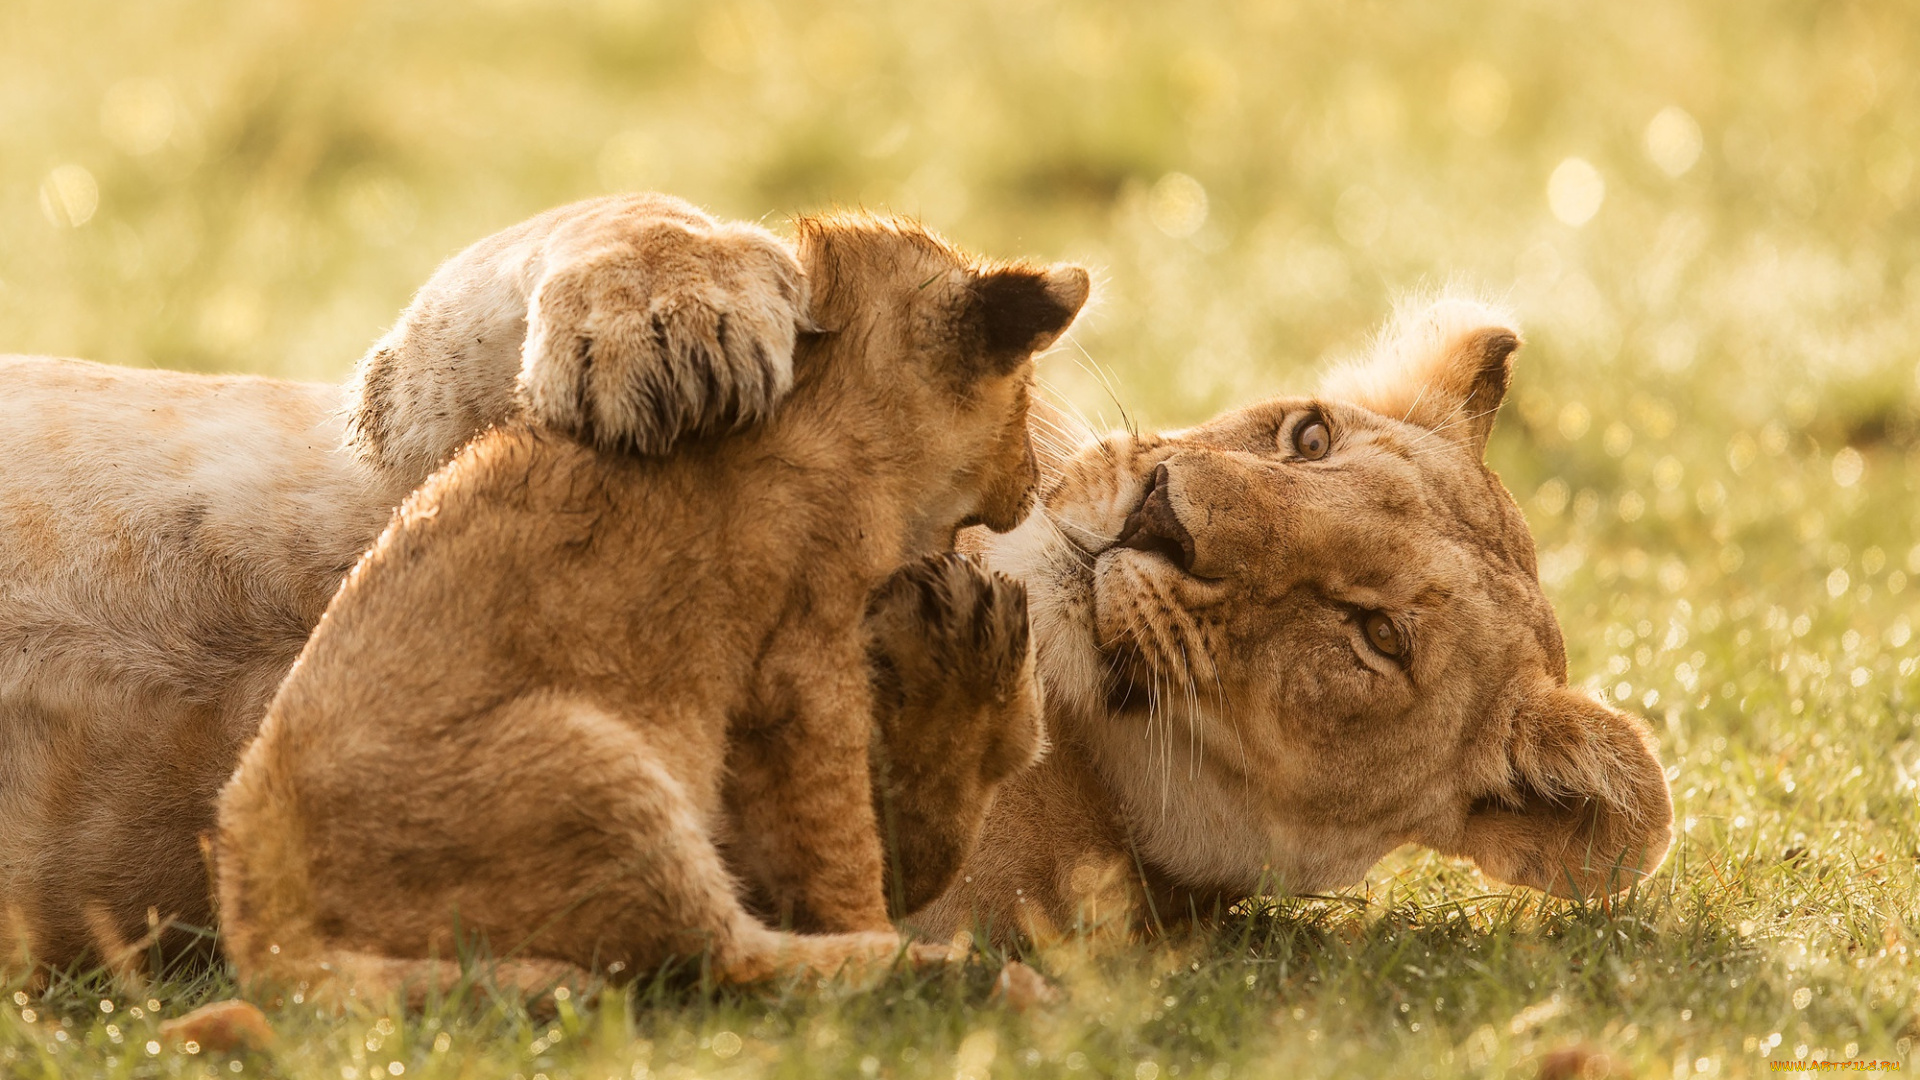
267,421,831,746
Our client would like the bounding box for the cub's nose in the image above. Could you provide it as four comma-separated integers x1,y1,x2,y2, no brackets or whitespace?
1115,463,1196,573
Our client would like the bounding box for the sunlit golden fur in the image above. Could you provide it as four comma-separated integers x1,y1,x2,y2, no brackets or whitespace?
343,192,811,477
910,297,1675,942
212,211,1086,1002
0,195,1077,980
0,359,407,979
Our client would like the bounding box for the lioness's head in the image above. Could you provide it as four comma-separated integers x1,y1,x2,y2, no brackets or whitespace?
792,214,1089,551
988,298,1673,900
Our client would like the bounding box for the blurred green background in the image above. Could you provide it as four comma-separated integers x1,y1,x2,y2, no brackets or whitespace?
5,0,1920,1075
7,0,1916,438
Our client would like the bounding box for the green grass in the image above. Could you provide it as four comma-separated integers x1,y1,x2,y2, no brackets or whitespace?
4,0,1918,1076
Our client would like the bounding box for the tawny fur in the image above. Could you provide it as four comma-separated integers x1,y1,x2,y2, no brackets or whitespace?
0,195,1072,977
344,192,809,475
911,299,1673,942
212,211,1086,1002
0,359,408,975
860,556,1046,921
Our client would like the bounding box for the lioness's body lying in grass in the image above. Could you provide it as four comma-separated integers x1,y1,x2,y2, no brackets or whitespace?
214,212,1086,998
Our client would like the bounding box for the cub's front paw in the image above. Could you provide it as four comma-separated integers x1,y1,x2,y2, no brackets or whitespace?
867,554,1045,918
868,554,1043,783
520,218,806,455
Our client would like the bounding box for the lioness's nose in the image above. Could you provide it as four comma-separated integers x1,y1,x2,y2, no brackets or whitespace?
1116,463,1197,573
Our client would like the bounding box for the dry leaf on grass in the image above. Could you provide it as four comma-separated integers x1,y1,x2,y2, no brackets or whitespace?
989,960,1060,1011
1536,1042,1624,1080
158,999,276,1054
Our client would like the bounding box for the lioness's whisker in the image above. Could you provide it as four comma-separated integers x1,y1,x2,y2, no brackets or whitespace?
1401,404,1505,458
1033,377,1115,465
1399,381,1492,450
1062,339,1137,440
1042,510,1117,557
1397,378,1432,426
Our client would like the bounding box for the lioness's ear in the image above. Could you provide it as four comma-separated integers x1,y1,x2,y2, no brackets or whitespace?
1320,297,1520,458
1431,684,1674,899
966,264,1091,372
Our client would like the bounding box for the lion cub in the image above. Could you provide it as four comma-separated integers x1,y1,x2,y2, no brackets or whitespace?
214,213,1087,999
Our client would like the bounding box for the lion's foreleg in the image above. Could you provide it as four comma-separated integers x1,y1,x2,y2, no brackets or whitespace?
864,555,1046,919
727,638,892,936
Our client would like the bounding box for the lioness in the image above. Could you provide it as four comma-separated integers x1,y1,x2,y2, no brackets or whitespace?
914,300,1675,939
213,210,1086,998
0,195,1065,977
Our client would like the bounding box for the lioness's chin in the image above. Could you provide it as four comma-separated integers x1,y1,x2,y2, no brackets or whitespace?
979,513,1110,719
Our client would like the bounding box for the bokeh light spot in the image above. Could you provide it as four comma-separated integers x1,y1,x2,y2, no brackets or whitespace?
1448,62,1510,137
1645,106,1703,177
1148,173,1209,238
100,78,176,156
1547,157,1605,226
1830,447,1863,488
1556,402,1591,440
39,165,98,228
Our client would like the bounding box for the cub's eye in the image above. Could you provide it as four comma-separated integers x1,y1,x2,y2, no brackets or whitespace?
1292,415,1331,460
1362,611,1404,658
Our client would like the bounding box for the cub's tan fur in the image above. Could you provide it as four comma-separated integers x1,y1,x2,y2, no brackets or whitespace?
213,213,1086,1000
862,556,1046,920
0,194,1065,977
913,299,1674,941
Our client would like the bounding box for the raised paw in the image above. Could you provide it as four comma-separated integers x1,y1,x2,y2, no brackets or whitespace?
866,554,1046,917
867,553,1038,756
519,213,807,455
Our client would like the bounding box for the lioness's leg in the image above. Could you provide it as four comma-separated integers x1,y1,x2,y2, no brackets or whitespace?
344,193,808,480
864,555,1046,919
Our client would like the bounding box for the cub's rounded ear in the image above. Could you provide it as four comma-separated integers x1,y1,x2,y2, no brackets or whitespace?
1427,683,1674,900
967,264,1091,372
1320,296,1520,458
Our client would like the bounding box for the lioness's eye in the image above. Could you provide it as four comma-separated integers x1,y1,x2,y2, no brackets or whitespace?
1363,611,1404,658
1292,415,1331,460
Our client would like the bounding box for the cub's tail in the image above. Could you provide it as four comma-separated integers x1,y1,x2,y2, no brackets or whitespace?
286,950,590,1010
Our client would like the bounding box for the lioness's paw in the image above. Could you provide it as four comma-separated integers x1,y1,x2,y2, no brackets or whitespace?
868,554,1042,782
520,220,806,455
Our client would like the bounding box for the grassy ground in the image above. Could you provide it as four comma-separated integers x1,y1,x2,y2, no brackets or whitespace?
4,0,1918,1076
